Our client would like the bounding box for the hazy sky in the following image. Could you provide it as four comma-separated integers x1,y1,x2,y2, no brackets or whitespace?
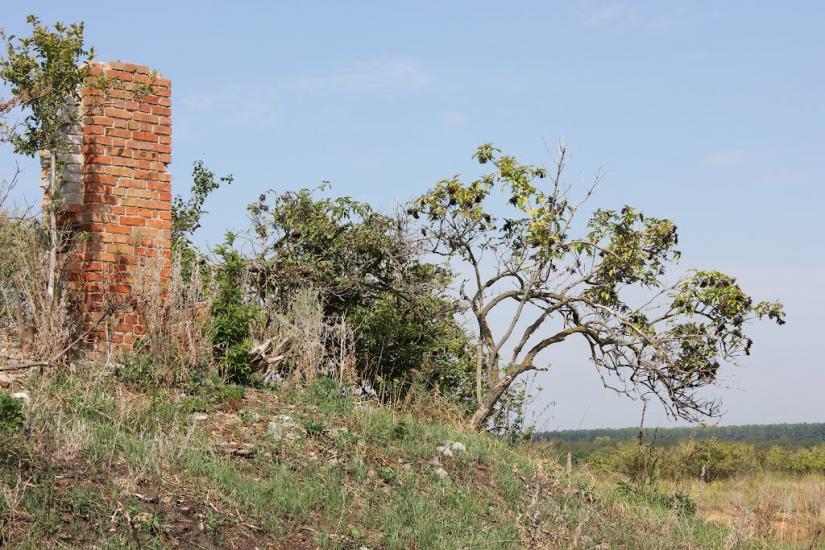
2,1,823,429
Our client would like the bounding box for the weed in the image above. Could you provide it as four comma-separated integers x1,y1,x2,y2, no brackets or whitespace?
0,391,23,433
392,420,409,441
302,418,327,438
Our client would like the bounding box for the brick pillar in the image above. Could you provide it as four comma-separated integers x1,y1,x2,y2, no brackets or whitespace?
54,61,172,357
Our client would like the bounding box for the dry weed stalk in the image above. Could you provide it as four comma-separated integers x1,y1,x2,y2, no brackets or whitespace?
132,253,215,382
0,216,74,362
250,289,356,386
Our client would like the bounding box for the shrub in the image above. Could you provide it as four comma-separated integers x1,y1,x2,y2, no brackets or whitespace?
243,187,476,404
667,439,758,481
210,236,259,384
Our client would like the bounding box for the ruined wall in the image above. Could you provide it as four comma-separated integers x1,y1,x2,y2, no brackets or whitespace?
47,61,172,357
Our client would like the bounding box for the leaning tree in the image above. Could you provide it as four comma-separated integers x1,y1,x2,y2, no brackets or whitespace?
412,143,785,428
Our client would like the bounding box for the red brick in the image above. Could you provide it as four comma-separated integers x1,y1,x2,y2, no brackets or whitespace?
105,166,133,177
133,112,159,124
89,115,114,126
103,107,130,120
132,131,157,143
145,219,171,229
119,216,145,227
106,127,130,138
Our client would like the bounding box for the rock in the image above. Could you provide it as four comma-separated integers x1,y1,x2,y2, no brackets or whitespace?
434,467,449,480
0,374,13,388
191,412,208,422
437,446,454,458
268,421,285,440
10,391,30,406
232,444,255,457
438,441,466,457
268,415,300,441
273,414,296,426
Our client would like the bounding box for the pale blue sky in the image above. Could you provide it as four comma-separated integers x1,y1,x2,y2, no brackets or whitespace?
2,1,823,429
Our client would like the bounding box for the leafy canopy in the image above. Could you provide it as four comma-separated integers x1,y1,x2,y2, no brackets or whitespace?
413,143,784,425
0,16,91,156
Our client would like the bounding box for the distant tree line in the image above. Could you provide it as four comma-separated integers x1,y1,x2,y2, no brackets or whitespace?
535,422,825,449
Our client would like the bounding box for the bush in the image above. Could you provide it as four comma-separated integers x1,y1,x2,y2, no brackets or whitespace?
250,289,356,387
231,187,476,406
666,439,758,481
770,445,825,475
585,438,771,481
351,291,476,405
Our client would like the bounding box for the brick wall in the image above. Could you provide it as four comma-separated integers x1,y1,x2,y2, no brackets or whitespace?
51,61,172,357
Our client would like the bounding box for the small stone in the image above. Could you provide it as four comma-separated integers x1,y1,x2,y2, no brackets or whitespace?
439,441,466,455
434,467,449,480
438,446,454,458
232,445,255,457
191,412,208,422
10,391,30,406
268,421,284,440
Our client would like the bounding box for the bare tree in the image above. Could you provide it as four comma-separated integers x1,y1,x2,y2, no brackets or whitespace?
412,142,785,429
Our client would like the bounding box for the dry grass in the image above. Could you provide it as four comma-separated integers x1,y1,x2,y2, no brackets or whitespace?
131,253,214,381
664,474,825,548
0,216,74,362
1,368,750,548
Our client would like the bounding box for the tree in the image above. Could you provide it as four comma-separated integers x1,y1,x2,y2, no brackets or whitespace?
1,16,94,309
412,143,785,429
0,16,152,314
172,161,234,251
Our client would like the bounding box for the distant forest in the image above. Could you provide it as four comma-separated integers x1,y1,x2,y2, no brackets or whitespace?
534,423,825,448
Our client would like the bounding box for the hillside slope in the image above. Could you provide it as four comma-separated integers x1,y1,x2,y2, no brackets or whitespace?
0,370,779,549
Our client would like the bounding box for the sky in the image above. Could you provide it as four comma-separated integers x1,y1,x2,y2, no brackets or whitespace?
2,1,823,429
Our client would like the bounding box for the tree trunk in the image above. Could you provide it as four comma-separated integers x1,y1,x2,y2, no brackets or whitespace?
46,152,58,311
469,366,525,429
475,347,483,405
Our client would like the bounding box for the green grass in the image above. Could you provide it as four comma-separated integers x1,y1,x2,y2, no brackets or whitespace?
0,371,797,548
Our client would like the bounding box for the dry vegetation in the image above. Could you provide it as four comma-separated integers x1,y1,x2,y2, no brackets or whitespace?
676,475,825,548
1,15,818,549
3,362,823,548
